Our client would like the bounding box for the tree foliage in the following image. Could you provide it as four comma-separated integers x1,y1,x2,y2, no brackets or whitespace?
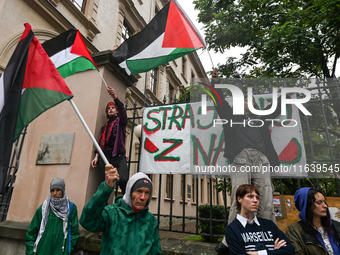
194,0,340,79
193,0,340,196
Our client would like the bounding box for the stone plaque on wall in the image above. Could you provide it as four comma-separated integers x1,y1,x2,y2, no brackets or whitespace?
36,132,75,165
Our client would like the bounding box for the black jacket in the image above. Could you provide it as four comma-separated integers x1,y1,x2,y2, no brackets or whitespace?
213,83,283,166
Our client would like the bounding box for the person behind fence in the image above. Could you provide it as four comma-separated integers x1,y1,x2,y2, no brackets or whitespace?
285,187,340,255
25,177,79,255
225,184,294,255
212,68,284,224
91,86,128,195
79,164,161,255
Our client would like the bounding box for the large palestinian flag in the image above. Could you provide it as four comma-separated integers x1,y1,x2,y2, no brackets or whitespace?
42,28,98,78
113,0,206,75
0,23,34,194
0,23,73,194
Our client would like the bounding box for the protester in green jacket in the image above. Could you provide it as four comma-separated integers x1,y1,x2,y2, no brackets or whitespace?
25,177,79,255
80,165,161,255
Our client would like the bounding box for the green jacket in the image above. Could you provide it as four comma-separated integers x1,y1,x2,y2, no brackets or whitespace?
80,181,161,255
25,203,79,255
285,221,340,255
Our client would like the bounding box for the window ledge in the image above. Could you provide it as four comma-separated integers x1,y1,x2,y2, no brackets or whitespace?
164,198,175,202
181,73,188,84
180,200,195,205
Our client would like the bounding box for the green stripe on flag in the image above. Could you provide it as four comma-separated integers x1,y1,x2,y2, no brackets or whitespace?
14,88,72,140
57,56,98,78
126,48,197,75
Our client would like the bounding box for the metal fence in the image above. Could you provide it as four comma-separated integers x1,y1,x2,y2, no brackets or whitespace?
1,78,339,241
0,128,27,222
124,78,340,239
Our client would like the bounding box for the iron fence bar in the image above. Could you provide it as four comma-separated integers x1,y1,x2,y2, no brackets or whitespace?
157,175,162,224
169,174,174,231
299,77,319,189
304,113,318,188
223,178,228,225
182,175,186,232
195,177,199,235
127,100,137,174
333,79,340,195
136,137,142,173
209,176,213,239
317,79,339,196
216,177,219,205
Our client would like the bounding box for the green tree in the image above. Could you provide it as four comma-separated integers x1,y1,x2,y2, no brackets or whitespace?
193,0,340,196
194,0,340,79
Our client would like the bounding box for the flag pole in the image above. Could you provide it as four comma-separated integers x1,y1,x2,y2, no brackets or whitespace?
98,71,109,89
207,49,215,69
68,98,109,165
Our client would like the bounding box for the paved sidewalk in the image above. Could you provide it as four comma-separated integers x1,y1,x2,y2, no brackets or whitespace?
159,221,197,239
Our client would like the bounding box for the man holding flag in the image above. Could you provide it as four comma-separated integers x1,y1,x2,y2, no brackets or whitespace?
91,86,129,195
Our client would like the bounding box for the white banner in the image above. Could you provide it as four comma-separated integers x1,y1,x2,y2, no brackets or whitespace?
140,93,307,177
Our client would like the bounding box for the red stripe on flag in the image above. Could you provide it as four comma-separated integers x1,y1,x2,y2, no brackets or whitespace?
19,23,32,42
22,36,73,96
71,31,98,70
162,1,205,48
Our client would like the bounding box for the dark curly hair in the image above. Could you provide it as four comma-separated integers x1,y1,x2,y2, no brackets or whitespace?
304,188,332,237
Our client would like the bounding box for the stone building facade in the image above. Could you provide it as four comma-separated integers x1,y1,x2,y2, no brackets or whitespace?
0,0,225,235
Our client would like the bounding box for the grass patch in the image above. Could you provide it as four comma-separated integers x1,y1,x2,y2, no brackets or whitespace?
182,235,204,242
183,235,223,243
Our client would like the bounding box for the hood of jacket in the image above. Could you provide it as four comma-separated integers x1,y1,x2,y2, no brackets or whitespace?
122,172,153,209
294,187,331,224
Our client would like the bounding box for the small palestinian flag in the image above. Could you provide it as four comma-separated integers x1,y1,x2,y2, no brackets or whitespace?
113,0,206,75
42,29,98,78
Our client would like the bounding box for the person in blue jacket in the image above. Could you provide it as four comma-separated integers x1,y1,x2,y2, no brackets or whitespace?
285,187,340,255
225,184,295,255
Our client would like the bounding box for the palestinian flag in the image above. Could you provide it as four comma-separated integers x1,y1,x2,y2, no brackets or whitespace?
113,0,206,75
42,28,98,78
0,24,73,194
0,23,34,194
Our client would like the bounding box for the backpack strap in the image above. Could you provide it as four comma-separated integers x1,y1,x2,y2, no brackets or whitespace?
68,202,74,254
